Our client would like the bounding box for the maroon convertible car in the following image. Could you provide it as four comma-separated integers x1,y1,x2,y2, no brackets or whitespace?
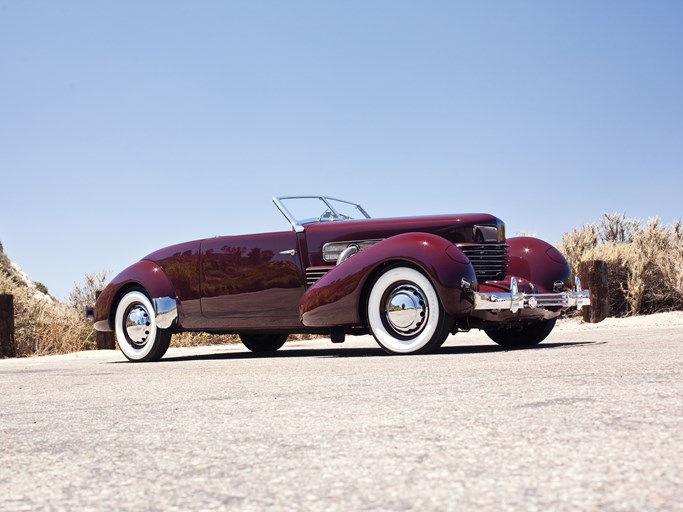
92,196,590,361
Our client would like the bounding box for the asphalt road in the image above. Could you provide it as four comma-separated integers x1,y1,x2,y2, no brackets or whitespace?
1,315,681,511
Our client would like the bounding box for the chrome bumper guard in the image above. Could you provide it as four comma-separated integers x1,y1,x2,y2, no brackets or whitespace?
153,297,178,329
473,277,590,314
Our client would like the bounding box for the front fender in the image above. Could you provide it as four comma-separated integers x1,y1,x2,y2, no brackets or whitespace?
94,259,177,332
506,237,572,293
300,232,477,327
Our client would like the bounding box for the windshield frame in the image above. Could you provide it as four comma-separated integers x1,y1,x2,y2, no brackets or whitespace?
273,196,371,232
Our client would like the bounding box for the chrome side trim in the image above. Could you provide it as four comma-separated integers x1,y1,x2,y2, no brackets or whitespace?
305,267,333,286
337,245,359,265
322,239,384,263
153,296,178,330
473,278,590,312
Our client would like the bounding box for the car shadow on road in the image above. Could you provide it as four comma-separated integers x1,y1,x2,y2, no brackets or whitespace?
153,340,603,363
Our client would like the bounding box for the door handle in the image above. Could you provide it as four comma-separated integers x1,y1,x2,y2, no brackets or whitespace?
279,249,296,256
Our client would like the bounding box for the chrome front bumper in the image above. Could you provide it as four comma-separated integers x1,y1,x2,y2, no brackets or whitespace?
473,277,590,313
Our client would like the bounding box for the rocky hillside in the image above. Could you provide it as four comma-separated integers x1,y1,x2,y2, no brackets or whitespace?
0,241,55,304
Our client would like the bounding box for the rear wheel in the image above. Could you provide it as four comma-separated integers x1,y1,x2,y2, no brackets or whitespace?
485,318,557,347
366,266,451,355
240,333,288,353
114,289,172,362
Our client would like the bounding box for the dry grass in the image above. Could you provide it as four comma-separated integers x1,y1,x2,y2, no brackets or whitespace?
558,214,683,316
0,270,96,356
171,332,241,347
171,332,318,347
15,300,96,356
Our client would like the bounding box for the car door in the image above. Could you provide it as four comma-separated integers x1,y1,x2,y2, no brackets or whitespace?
199,231,305,329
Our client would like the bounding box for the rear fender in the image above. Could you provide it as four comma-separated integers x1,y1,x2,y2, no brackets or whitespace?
300,232,477,327
94,259,177,332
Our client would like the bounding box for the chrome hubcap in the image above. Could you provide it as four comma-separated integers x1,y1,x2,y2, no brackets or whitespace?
384,284,428,336
125,304,152,346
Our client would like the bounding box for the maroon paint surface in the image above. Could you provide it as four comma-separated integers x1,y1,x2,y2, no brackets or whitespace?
505,236,571,293
94,214,572,334
196,231,305,329
93,259,177,331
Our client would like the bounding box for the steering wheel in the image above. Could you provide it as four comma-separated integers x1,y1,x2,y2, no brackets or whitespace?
318,209,337,222
318,209,352,222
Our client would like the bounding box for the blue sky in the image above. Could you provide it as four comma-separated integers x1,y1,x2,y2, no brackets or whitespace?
1,1,682,300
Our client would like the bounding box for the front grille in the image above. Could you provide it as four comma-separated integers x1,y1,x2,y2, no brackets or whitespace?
305,266,333,286
457,243,509,281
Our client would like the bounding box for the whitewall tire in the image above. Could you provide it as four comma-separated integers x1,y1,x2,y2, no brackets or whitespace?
114,289,172,362
367,266,451,355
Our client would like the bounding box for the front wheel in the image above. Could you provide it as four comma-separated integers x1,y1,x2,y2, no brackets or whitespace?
484,318,557,347
240,333,288,353
366,266,451,355
114,289,172,362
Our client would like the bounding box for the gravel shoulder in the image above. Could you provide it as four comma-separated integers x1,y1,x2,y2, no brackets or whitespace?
1,313,681,511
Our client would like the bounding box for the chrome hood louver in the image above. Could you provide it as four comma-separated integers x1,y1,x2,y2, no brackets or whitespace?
457,243,509,282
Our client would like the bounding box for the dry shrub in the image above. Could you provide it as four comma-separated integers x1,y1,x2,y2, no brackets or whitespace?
558,214,683,316
170,332,318,347
171,332,241,347
559,224,598,274
68,271,110,313
598,212,640,244
14,298,95,356
0,271,96,356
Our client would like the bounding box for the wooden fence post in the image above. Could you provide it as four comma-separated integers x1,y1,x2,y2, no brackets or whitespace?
0,294,16,358
96,331,116,350
94,290,116,350
578,260,609,323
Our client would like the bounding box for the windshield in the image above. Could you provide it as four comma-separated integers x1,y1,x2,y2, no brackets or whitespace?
273,196,371,232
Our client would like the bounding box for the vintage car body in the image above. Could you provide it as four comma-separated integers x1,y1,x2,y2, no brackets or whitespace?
93,196,590,361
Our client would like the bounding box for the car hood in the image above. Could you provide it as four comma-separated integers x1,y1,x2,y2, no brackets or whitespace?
304,213,504,266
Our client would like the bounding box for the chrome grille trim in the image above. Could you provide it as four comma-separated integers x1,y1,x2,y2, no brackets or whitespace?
306,267,333,286
457,243,509,281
